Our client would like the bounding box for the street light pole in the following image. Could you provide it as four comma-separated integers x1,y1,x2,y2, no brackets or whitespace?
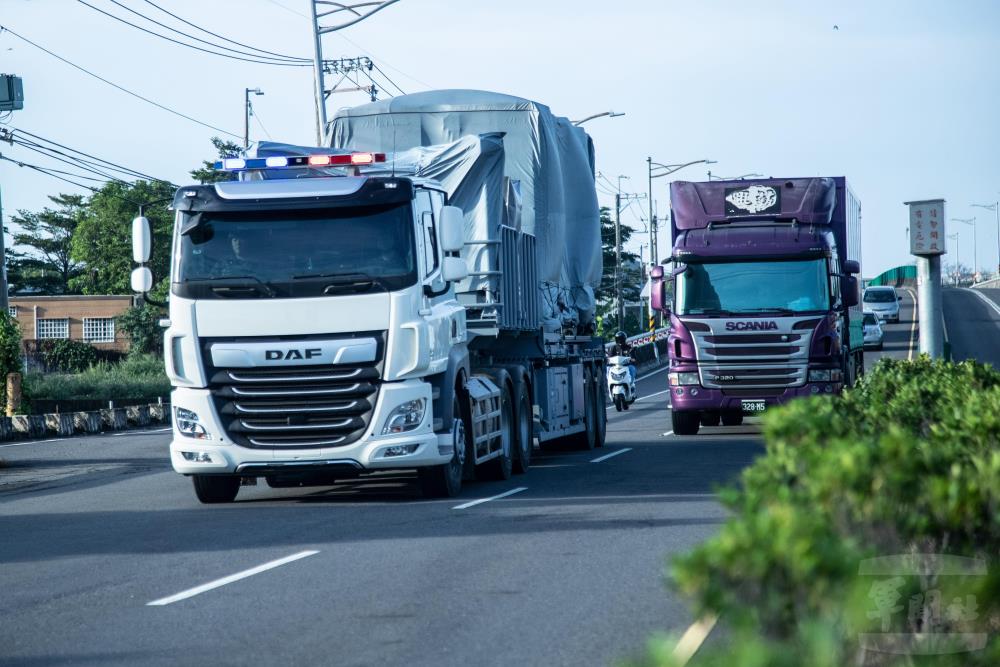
952,217,977,279
970,202,999,278
244,88,264,149
947,232,960,285
615,175,628,329
572,111,624,126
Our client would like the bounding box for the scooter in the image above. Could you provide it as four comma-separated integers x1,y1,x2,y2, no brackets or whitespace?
607,355,637,411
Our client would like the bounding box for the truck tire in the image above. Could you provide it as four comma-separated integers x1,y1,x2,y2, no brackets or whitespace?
721,411,743,426
700,411,721,427
570,367,597,450
512,384,533,474
419,398,466,498
671,410,700,436
593,372,607,448
481,384,514,480
192,475,240,504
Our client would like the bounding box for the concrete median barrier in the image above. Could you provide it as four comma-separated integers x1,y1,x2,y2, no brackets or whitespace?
100,408,127,431
73,411,103,434
0,416,13,441
12,415,46,438
45,413,75,437
125,405,150,427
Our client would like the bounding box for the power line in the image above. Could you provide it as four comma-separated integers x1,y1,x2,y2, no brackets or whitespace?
0,154,101,192
75,0,311,67
370,61,406,96
10,140,134,185
139,0,310,62
0,25,242,138
251,107,273,141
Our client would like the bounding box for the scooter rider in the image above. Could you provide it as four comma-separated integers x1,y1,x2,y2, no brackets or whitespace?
607,331,636,384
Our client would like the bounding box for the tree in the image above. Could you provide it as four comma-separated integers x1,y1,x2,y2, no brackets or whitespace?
189,137,241,184
7,194,86,294
595,206,642,336
70,180,176,295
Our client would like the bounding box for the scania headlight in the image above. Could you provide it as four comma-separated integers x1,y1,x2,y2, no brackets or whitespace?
668,372,700,386
175,407,210,440
808,369,833,382
382,399,426,435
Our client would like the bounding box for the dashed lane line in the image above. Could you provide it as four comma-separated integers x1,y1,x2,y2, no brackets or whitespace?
452,486,527,510
147,550,320,606
671,614,719,666
590,448,631,463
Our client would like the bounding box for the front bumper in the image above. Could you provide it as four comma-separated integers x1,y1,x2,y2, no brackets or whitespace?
668,382,842,412
169,380,450,475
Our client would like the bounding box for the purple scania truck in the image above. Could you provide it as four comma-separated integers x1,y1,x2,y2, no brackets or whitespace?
649,177,862,435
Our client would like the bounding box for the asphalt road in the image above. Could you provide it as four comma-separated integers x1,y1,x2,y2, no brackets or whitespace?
942,287,1000,368
3,289,990,667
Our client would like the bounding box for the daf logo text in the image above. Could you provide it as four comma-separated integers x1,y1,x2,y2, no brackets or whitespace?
265,348,323,361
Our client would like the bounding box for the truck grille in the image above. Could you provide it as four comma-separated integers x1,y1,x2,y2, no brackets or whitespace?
203,334,384,449
684,318,813,390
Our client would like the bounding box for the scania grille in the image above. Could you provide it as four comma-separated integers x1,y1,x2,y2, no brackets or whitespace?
700,366,805,390
203,334,384,449
686,319,814,389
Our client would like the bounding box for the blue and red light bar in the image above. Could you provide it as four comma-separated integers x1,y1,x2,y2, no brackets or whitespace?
213,152,386,171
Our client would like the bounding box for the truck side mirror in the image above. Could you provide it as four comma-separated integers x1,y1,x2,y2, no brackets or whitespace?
131,266,153,294
649,265,668,312
132,216,151,263
843,259,860,275
441,256,468,283
439,206,464,253
842,276,859,307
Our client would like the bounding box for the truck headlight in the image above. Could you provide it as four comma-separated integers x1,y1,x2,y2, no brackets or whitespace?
668,372,700,386
808,369,842,383
175,407,211,440
382,399,426,435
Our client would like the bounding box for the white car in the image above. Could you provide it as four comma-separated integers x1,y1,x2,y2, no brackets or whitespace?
862,311,884,350
862,286,901,323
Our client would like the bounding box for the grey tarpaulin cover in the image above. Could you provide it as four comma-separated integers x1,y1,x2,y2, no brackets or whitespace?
328,89,601,329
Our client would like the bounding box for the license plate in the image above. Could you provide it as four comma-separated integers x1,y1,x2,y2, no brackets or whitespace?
741,400,767,414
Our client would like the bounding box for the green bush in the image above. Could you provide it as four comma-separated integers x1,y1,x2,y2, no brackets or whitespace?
0,312,23,406
25,353,170,402
117,304,164,356
38,338,100,372
648,357,1000,666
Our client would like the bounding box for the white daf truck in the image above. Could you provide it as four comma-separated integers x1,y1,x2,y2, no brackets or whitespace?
132,91,607,503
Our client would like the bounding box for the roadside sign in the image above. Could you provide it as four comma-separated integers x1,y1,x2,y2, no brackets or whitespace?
904,199,946,256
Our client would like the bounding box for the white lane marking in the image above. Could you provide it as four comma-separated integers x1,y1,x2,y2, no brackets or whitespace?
966,287,1000,317
147,550,319,606
590,447,631,463
662,430,675,437
0,438,63,449
112,427,172,437
638,388,671,402
671,614,718,666
637,365,669,381
905,288,918,360
452,486,527,510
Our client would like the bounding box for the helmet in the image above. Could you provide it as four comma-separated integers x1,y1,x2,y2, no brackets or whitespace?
614,331,627,346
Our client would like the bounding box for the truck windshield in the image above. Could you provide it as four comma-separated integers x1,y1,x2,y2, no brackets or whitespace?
676,259,830,315
174,203,416,298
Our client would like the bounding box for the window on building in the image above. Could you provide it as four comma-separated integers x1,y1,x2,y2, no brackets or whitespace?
7,306,16,318
36,318,70,340
83,317,115,343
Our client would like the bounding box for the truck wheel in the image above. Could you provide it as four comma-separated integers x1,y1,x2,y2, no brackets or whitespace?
419,399,466,498
593,373,607,448
571,367,597,450
700,411,721,427
671,410,700,436
482,385,514,480
721,412,743,426
512,384,533,474
192,475,240,504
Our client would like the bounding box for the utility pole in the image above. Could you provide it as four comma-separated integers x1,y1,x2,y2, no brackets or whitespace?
309,1,402,146
615,191,622,329
244,88,264,149
0,186,8,311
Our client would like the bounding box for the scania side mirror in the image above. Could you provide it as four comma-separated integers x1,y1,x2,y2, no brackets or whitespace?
650,265,667,312
441,256,469,283
132,216,151,263
131,266,153,294
843,259,860,275
842,276,859,308
439,206,464,253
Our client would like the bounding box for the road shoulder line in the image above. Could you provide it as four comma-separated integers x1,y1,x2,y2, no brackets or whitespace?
590,448,631,463
452,486,527,510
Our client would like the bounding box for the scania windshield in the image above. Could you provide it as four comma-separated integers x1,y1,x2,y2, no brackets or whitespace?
173,203,416,299
676,258,830,316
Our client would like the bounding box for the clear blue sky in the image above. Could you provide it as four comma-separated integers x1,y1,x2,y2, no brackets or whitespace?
2,0,999,278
